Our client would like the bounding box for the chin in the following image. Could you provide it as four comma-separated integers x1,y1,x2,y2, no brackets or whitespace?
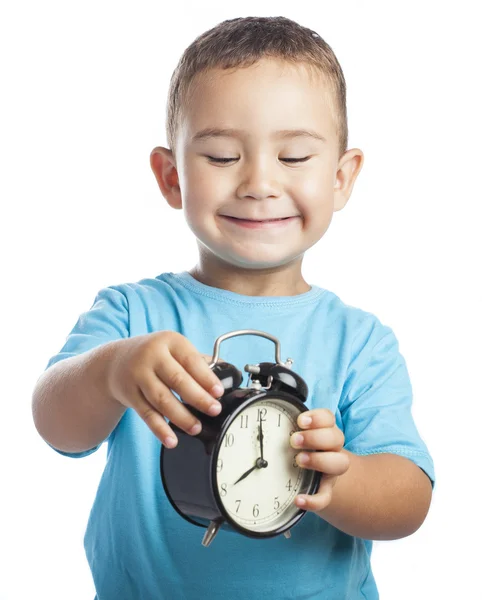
195,234,306,270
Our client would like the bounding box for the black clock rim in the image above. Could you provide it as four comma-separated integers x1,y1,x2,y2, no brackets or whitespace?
211,390,321,539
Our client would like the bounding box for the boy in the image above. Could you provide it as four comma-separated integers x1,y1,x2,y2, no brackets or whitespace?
32,15,434,600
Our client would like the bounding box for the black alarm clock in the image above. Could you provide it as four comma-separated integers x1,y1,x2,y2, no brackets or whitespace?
160,329,321,547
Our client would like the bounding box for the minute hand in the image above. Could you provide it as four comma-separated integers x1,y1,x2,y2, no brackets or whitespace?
259,421,265,461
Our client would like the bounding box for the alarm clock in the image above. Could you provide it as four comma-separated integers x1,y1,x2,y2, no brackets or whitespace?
160,329,321,547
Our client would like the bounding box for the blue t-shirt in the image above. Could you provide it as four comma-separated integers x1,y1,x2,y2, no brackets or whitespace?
45,271,435,600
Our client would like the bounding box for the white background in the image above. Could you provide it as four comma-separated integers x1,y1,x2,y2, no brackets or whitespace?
1,1,481,598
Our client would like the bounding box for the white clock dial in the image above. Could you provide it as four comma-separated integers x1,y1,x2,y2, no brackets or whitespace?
215,398,317,533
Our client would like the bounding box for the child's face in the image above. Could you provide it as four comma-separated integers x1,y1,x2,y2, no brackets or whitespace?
152,58,363,271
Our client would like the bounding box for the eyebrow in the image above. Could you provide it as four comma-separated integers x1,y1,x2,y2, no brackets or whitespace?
191,127,327,143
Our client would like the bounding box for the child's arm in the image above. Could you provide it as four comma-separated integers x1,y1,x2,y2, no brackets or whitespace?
32,339,129,453
32,332,224,453
322,448,432,540
290,409,432,540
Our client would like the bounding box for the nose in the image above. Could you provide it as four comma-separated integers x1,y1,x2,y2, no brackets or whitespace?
236,157,282,200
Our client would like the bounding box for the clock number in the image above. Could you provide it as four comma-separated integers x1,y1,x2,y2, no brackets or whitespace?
220,483,228,497
277,413,281,427
257,408,267,422
292,456,298,468
235,500,241,513
286,479,292,491
274,497,280,510
240,415,249,429
217,458,223,472
253,504,260,518
224,433,235,447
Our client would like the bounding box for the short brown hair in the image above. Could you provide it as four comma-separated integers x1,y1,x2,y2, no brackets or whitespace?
166,16,348,158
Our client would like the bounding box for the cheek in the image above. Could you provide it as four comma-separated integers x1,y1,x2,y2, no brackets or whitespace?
291,163,331,194
179,169,219,233
181,161,230,203
292,177,333,216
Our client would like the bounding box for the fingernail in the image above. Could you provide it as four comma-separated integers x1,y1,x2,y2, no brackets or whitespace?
211,383,224,398
297,452,309,465
298,414,312,427
189,422,202,436
164,436,178,448
295,496,307,507
291,433,303,447
208,401,222,416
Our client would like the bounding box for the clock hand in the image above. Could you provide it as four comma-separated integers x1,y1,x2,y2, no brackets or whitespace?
259,421,265,461
233,456,268,486
233,464,258,485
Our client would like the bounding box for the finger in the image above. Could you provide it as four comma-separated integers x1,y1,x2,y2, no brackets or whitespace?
126,383,180,448
297,408,335,430
167,340,225,399
295,450,350,476
155,350,224,417
290,426,344,452
139,373,204,437
200,353,226,365
295,474,338,512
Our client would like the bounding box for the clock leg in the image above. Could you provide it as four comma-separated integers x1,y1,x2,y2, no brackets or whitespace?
284,530,291,539
202,518,224,547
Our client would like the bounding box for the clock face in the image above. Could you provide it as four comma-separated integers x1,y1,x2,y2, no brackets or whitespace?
214,397,318,534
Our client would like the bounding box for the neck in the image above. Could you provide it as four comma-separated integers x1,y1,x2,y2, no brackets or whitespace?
188,253,311,297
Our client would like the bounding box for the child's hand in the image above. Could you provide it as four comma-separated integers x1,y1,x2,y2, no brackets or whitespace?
107,331,225,448
290,408,350,513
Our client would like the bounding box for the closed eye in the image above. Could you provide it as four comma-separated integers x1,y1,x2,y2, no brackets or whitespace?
282,157,311,163
207,157,237,164
206,156,311,164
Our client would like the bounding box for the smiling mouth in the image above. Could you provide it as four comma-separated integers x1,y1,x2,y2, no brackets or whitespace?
222,216,294,222
218,215,299,230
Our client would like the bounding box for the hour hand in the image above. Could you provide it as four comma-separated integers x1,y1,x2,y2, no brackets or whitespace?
234,464,258,485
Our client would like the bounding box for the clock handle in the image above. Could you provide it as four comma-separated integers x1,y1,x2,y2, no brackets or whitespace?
208,329,293,368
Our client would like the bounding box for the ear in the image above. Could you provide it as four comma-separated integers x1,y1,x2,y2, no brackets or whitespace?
150,146,182,210
333,148,364,212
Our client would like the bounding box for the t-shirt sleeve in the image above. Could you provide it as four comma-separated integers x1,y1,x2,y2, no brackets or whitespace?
44,286,130,458
339,319,435,488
